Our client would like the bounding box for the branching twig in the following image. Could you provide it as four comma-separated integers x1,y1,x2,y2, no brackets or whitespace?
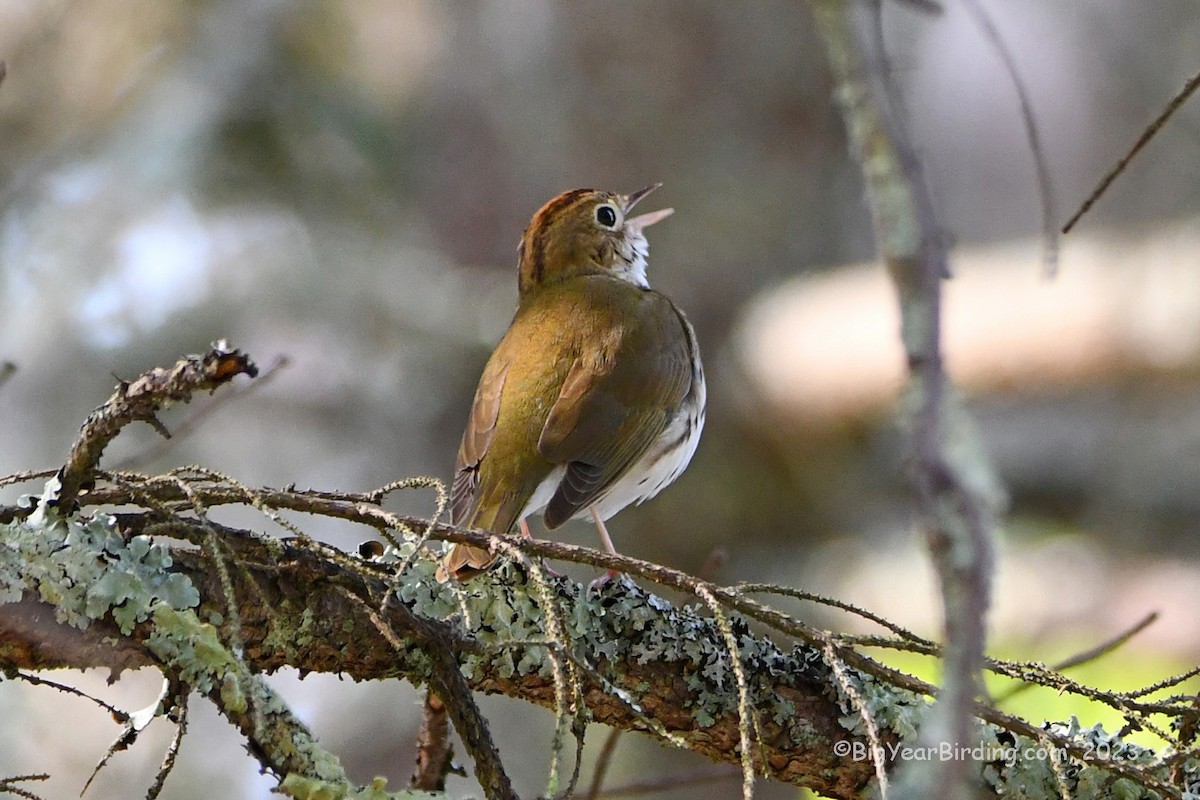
112,354,288,471
52,341,257,511
0,773,48,800
996,611,1159,703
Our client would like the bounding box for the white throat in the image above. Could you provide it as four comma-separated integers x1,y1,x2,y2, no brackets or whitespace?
612,229,650,288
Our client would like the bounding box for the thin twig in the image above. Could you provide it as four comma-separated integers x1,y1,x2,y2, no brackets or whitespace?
10,672,128,719
1062,68,1200,234
53,341,257,510
736,582,933,645
1055,611,1159,673
145,688,188,800
584,728,624,800
113,355,289,471
995,612,1158,703
960,0,1059,275
0,773,49,800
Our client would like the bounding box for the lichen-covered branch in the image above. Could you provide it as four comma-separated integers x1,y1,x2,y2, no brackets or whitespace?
3,477,1194,798
0,497,878,798
809,4,1003,798
3,342,1196,799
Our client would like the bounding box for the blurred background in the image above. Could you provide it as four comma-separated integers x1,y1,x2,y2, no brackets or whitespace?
1,1,1199,798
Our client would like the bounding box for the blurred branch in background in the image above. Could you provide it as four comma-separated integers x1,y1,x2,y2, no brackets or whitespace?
813,2,1002,798
1063,68,1200,234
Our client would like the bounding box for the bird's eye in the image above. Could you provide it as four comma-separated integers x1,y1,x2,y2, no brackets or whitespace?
595,204,618,229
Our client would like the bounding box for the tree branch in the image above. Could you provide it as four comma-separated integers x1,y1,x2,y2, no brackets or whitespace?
0,509,877,798
4,344,1193,799
51,341,257,511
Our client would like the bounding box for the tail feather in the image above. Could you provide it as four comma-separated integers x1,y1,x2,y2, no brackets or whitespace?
436,543,497,582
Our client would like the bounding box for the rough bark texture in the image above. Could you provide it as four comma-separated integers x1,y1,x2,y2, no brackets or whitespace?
0,511,881,799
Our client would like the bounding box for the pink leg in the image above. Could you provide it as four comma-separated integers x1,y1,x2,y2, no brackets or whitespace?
520,517,561,577
589,505,620,586
588,506,617,554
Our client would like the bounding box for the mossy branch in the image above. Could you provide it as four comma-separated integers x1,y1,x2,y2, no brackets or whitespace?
4,349,1198,799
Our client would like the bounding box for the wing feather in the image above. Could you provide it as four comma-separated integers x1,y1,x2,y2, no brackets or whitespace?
538,293,691,528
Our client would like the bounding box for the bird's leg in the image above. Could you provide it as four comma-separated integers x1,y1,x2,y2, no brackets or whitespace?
520,517,562,577
589,505,620,587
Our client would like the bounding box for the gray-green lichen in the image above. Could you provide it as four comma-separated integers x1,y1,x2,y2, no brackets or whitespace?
389,542,834,740
826,653,1192,799
0,478,200,633
0,481,362,796
386,543,1195,799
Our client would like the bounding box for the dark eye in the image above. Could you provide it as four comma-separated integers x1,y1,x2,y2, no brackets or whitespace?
595,204,618,228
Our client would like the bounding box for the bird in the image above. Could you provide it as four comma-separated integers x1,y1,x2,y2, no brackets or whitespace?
437,184,705,582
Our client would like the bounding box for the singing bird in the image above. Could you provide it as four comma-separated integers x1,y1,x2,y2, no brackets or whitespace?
438,185,705,581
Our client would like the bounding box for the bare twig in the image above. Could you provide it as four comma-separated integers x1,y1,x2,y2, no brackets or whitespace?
0,773,49,800
113,355,288,471
9,672,128,720
145,685,188,800
736,582,933,645
1057,611,1158,672
960,0,1059,275
584,728,624,800
52,341,257,511
1062,68,1200,233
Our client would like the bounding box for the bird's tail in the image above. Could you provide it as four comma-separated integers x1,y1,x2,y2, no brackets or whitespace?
435,543,497,582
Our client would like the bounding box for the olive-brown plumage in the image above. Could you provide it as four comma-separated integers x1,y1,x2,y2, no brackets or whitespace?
439,185,705,581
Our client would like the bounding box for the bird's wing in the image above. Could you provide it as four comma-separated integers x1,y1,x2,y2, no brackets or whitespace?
450,359,510,526
537,295,692,528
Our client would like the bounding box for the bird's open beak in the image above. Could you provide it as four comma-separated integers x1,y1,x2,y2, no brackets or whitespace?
625,183,674,231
